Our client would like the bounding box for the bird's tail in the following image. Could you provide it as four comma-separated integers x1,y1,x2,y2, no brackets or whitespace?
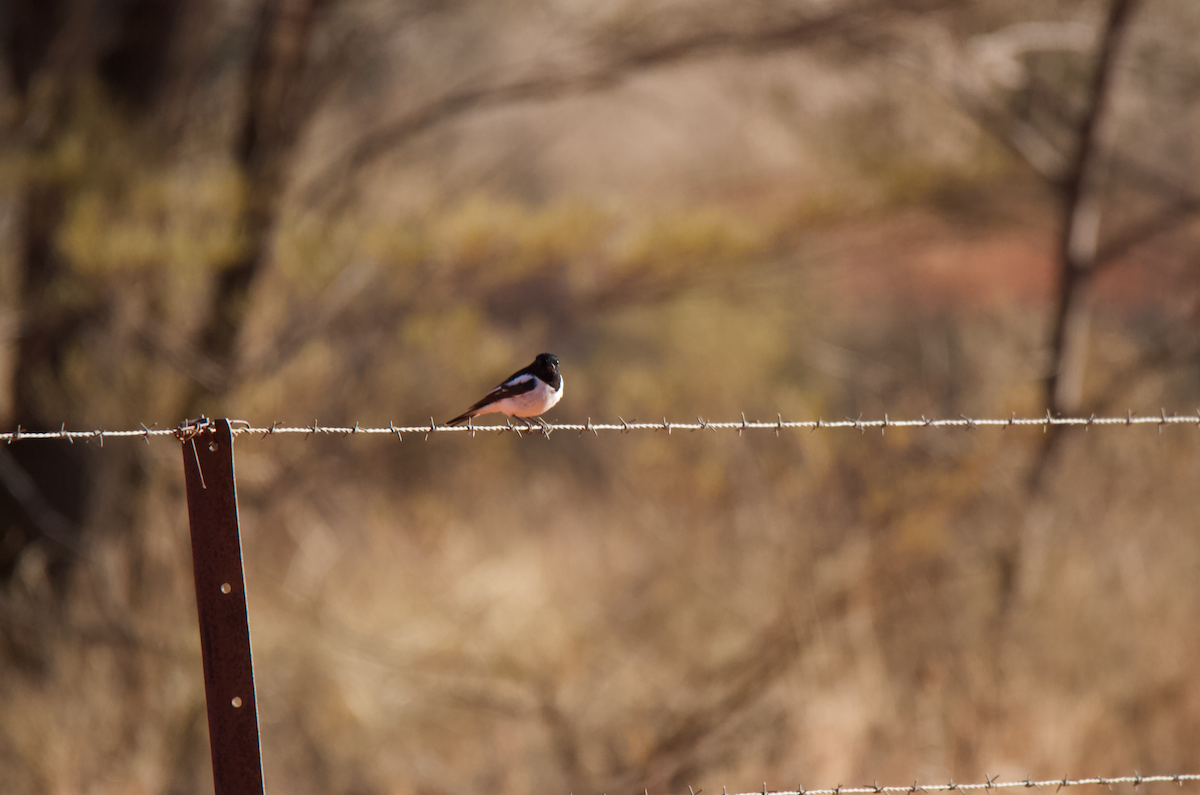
445,412,475,426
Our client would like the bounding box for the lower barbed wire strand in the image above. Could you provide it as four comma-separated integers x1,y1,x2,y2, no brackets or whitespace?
717,775,1200,795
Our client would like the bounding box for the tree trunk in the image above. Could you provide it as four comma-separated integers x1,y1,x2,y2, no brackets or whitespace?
184,0,327,417
0,0,190,588
1043,0,1137,421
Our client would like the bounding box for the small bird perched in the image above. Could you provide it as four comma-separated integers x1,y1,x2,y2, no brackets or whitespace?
446,353,564,428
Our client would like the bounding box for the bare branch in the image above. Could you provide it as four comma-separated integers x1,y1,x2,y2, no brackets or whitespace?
299,0,943,210
949,90,1067,181
1096,196,1200,266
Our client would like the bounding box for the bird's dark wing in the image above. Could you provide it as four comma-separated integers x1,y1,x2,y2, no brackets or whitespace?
469,373,537,410
446,373,539,425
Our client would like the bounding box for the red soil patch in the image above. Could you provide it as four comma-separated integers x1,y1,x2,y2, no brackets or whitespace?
807,207,1199,322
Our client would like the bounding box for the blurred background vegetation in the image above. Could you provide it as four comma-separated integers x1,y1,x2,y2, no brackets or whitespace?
3,0,1200,793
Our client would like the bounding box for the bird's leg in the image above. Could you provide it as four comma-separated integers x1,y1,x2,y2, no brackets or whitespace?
533,417,551,431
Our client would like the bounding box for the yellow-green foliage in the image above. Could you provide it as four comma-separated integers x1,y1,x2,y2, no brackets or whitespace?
429,196,609,280
617,208,762,276
60,165,245,274
13,83,244,278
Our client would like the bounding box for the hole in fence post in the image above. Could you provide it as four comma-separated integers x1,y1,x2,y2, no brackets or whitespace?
181,418,265,795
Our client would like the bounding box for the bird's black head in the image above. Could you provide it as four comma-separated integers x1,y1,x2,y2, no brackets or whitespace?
534,352,559,373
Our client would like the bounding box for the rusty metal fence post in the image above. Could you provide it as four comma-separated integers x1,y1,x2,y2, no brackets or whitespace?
180,418,265,795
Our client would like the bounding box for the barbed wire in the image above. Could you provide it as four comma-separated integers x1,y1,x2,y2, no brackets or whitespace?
721,774,1200,795
4,410,1200,444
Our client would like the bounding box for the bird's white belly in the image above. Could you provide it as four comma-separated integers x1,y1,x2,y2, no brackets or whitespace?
490,376,563,417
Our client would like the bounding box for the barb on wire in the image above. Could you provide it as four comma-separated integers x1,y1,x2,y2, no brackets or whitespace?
5,412,1200,443
716,775,1200,795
